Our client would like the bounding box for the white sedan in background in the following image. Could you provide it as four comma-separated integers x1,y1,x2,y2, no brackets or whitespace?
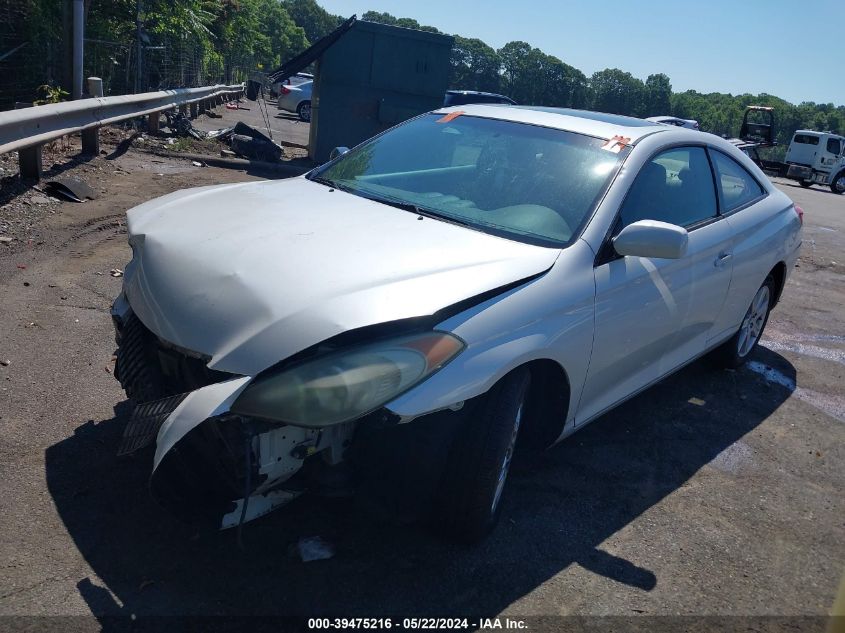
276,80,312,122
112,106,801,542
647,115,700,130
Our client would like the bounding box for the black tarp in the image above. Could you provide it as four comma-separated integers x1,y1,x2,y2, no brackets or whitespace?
267,15,356,83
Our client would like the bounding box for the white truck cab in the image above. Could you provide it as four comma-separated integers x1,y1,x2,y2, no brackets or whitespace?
785,130,845,194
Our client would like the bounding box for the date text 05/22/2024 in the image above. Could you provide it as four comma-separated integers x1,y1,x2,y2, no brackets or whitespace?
307,618,528,630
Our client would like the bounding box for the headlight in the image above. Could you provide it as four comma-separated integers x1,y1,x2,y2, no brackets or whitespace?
231,332,465,427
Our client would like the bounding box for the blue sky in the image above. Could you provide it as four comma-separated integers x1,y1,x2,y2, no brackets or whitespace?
318,0,843,106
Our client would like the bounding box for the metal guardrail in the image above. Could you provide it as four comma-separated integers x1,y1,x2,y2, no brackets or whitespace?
0,83,244,179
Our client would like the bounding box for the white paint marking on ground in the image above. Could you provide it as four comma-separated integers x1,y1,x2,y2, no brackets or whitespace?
746,361,845,423
761,338,845,366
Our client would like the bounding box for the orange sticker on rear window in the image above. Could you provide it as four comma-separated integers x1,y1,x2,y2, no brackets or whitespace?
436,111,465,123
601,135,631,153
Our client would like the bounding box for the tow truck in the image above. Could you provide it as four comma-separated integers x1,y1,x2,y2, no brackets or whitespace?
729,106,845,194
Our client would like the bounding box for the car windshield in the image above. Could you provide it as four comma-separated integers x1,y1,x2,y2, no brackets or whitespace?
310,113,628,247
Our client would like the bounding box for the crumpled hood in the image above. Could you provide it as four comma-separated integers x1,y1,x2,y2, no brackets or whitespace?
123,177,559,375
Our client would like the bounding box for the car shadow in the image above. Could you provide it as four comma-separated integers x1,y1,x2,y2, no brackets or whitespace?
44,346,795,621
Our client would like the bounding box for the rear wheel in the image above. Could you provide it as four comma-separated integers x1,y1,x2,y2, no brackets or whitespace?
830,171,845,195
297,101,311,122
712,276,774,369
434,368,530,543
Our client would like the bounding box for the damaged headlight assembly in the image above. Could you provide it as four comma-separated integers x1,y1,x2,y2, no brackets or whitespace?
230,332,465,427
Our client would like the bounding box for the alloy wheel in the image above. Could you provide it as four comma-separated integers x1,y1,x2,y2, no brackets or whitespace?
491,403,523,514
737,286,770,358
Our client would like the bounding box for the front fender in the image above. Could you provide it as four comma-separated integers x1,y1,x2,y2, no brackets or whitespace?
386,241,596,424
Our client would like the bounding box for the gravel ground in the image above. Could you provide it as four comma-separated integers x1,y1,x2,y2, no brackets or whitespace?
0,137,842,631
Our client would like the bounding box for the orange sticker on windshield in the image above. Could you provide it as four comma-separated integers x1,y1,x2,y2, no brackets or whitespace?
436,111,465,123
601,135,631,153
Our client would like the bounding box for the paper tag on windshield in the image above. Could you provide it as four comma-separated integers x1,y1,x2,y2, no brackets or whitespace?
436,111,465,123
601,135,631,153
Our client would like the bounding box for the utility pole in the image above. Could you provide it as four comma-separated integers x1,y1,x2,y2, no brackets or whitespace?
135,0,145,93
71,0,84,99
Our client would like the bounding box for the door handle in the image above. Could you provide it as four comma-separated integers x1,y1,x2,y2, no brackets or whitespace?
714,252,732,267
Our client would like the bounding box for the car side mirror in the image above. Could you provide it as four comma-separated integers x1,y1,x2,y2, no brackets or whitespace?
329,146,349,161
612,220,689,259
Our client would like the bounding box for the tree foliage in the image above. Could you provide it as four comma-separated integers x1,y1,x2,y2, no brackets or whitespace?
282,0,343,43
450,36,501,93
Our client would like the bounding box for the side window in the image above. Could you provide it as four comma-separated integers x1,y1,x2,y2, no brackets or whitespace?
827,138,842,155
619,146,717,230
710,150,766,213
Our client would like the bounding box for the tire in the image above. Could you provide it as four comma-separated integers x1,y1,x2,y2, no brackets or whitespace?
712,276,775,369
297,101,311,122
830,171,845,195
799,179,813,188
433,368,530,543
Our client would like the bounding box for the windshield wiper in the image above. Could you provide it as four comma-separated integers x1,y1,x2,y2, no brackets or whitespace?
374,197,473,228
309,175,357,193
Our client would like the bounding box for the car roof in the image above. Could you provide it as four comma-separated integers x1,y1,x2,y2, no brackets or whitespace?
434,104,673,143
446,90,510,98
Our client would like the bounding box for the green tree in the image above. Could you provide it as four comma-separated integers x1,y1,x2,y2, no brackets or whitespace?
282,0,343,43
644,73,672,115
361,10,441,33
450,36,501,93
588,68,646,116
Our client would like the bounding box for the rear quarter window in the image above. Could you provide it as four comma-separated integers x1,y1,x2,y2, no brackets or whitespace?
793,134,820,145
710,150,766,213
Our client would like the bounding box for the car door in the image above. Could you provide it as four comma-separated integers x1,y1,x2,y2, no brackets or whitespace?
575,146,734,425
706,148,773,342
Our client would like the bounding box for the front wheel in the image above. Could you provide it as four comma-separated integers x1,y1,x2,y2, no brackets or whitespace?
297,101,311,122
712,276,775,368
830,171,845,195
433,368,530,543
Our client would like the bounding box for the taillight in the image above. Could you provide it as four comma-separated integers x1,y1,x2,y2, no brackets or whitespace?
281,86,290,95
794,204,804,225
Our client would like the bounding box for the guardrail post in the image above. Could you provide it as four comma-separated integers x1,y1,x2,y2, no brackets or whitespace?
148,112,160,132
190,102,198,118
18,145,42,181
81,127,99,155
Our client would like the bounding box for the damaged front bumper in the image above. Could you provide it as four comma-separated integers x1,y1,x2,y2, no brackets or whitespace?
112,297,360,530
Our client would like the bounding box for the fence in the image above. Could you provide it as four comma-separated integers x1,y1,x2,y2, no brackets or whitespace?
0,0,260,111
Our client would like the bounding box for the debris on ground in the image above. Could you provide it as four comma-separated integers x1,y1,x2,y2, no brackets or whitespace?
162,111,206,140
292,536,335,562
227,122,283,162
0,360,10,367
110,269,123,277
44,176,98,203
